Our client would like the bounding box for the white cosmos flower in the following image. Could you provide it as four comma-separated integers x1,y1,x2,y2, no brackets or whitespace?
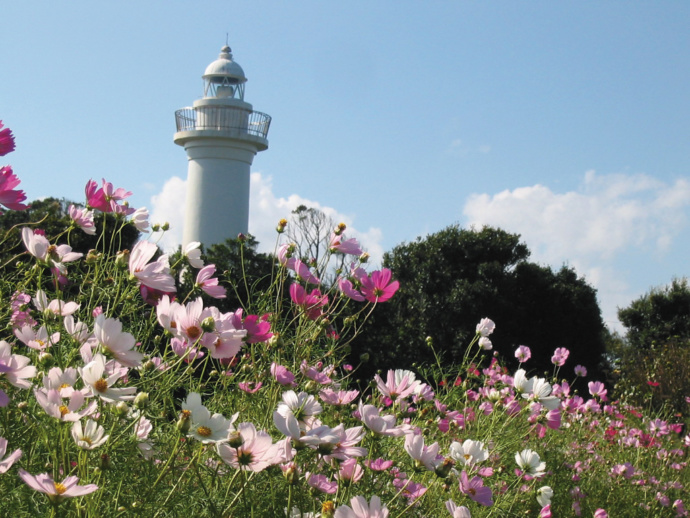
182,392,236,444
515,448,546,478
80,354,137,403
71,419,109,450
537,485,554,507
449,439,489,466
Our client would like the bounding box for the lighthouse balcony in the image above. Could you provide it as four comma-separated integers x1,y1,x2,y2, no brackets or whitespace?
175,106,271,139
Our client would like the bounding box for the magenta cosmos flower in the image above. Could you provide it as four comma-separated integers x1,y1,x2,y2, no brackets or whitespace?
0,166,28,213
459,470,493,506
0,121,16,156
360,268,399,303
84,178,133,215
289,284,328,320
18,469,98,502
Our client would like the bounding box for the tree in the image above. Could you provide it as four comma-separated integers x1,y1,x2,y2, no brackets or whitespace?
351,225,608,385
617,278,690,350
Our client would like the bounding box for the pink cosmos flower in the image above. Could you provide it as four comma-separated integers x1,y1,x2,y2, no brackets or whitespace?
68,204,96,235
80,354,137,403
593,510,608,518
574,365,587,377
301,360,334,385
129,241,176,294
34,388,96,422
0,166,28,213
85,178,134,215
404,433,441,471
238,381,262,394
0,340,36,406
551,347,570,367
21,227,82,273
319,388,359,406
365,458,394,471
195,264,227,299
289,284,328,320
515,345,531,363
14,325,60,351
322,424,367,462
359,268,399,303
93,314,144,368
330,232,363,256
540,505,552,518
216,422,284,472
358,402,409,437
307,473,338,494
375,369,420,401
0,121,16,156
459,470,493,506
271,362,296,387
338,277,366,302
282,255,320,285
445,500,471,518
337,458,364,485
588,381,608,400
334,495,389,518
18,469,98,502
231,309,272,343
0,437,21,474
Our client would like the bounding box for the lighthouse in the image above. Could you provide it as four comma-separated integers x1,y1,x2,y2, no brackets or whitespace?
174,45,271,248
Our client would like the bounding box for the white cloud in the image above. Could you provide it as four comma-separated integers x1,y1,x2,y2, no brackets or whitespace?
148,172,384,264
463,170,690,330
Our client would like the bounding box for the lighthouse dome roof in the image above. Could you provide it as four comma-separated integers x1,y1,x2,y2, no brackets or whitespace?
203,46,246,84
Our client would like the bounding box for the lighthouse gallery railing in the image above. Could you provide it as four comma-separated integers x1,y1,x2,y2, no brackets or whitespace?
175,106,271,139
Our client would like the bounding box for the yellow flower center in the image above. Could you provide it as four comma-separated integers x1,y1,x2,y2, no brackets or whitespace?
93,379,109,393
180,410,192,419
196,426,212,437
54,482,67,495
59,405,69,416
59,383,71,390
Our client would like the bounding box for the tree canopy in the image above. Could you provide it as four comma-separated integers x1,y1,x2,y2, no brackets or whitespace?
351,225,608,384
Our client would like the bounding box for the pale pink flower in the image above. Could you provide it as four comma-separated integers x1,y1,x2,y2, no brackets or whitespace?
588,381,608,400
184,241,204,268
0,340,36,398
271,363,296,387
301,360,334,385
238,381,262,394
93,314,143,368
338,277,366,302
14,325,59,351
365,458,394,471
71,419,109,450
195,264,227,299
319,388,359,406
217,422,284,472
130,207,150,231
358,402,409,437
21,227,82,273
182,392,236,444
0,437,22,473
476,318,495,337
330,232,363,256
478,337,492,350
445,500,471,518
307,473,338,494
375,369,420,401
537,486,554,507
551,347,570,367
515,345,531,362
322,424,367,462
337,458,364,484
574,365,587,377
64,315,91,345
128,241,176,293
18,469,98,502
33,290,80,317
274,391,322,438
288,258,321,285
80,354,137,403
334,495,389,518
34,388,96,422
134,416,152,441
68,204,96,235
404,433,441,471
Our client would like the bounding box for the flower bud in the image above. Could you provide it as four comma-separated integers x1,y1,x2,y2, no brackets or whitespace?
359,252,370,263
39,352,54,367
359,352,370,363
228,431,244,448
115,401,129,417
276,218,288,233
177,411,191,434
201,317,216,333
434,457,455,479
100,453,112,470
151,223,161,232
134,392,149,410
161,222,170,231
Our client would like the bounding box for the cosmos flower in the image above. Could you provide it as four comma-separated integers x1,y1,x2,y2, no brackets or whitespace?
71,419,109,450
18,470,98,502
334,495,389,518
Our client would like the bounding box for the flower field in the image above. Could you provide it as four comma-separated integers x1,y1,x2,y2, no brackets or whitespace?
0,120,688,517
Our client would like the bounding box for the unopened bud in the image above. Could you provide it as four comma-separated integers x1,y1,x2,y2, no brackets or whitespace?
201,317,216,333
134,392,149,410
161,222,170,231
228,431,244,448
39,352,54,366
434,457,455,478
359,352,370,363
177,411,191,434
276,218,288,233
86,250,101,264
151,223,161,232
237,233,246,242
358,252,370,263
100,453,112,470
116,249,130,267
115,401,129,417
334,222,346,235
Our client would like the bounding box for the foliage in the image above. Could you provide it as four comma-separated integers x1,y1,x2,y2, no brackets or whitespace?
618,278,690,350
352,225,608,387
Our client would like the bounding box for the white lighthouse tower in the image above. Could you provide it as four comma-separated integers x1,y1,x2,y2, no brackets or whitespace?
174,45,271,248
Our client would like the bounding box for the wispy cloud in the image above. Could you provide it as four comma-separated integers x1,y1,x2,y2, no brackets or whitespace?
462,170,690,329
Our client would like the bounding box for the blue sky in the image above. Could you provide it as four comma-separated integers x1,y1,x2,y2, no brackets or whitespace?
2,1,690,330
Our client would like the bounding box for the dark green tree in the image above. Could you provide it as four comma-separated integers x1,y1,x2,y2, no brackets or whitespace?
351,225,608,384
617,278,690,350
